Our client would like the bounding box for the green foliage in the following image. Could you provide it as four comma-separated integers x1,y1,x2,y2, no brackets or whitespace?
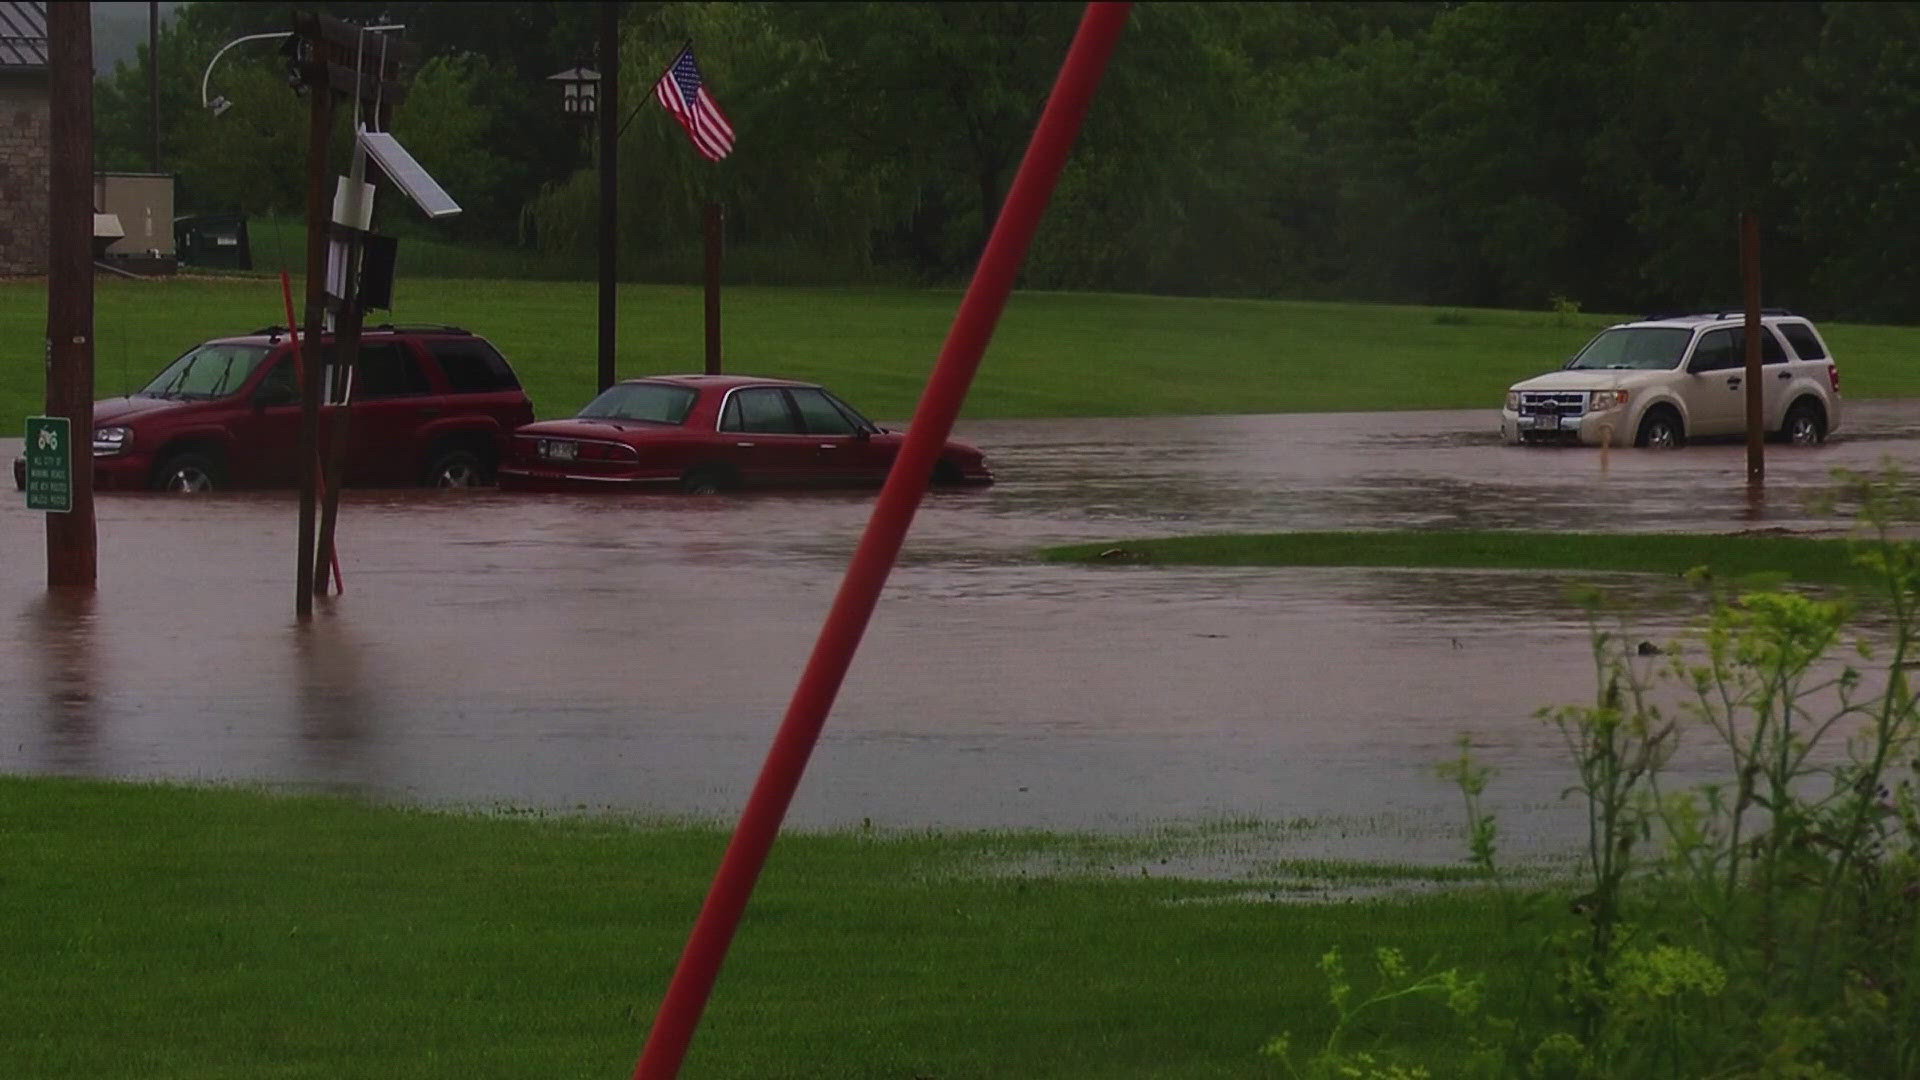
1262,946,1492,1080
1417,465,1920,1077
88,2,1920,318
1043,530,1885,592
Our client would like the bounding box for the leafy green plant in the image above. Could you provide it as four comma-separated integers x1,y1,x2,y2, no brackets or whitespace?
1425,465,1920,1077
1548,295,1582,327
1261,946,1490,1079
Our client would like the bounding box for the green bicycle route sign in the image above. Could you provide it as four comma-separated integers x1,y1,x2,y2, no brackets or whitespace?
23,416,72,513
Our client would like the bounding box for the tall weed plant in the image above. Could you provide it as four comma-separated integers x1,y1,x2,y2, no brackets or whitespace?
1274,466,1920,1077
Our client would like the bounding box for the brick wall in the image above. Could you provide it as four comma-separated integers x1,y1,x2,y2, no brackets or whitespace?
0,80,50,276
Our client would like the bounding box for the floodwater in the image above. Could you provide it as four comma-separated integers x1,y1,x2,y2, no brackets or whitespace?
4,404,1918,862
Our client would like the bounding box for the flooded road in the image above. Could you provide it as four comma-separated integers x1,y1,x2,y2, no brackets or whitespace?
5,403,1917,861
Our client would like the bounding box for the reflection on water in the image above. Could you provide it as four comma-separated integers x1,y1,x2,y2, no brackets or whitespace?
23,592,98,771
288,610,380,793
0,402,1915,860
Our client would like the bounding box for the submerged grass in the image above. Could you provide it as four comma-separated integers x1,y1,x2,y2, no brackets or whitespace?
0,776,1524,1079
1042,530,1870,589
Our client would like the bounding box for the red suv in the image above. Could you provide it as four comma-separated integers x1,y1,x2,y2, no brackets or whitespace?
12,324,534,492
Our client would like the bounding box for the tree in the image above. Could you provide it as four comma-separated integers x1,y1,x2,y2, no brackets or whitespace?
1771,2,1920,321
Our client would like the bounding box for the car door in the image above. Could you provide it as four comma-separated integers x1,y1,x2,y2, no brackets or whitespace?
788,387,895,484
1744,325,1794,429
714,387,813,486
344,341,440,484
223,349,304,485
1679,328,1746,436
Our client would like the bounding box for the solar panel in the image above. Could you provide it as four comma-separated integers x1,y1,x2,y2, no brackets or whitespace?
358,130,462,219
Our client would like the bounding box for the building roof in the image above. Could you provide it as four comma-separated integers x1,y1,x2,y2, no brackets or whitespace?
0,1,48,70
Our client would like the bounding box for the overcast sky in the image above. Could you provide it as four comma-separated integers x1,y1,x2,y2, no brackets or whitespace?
90,2,189,73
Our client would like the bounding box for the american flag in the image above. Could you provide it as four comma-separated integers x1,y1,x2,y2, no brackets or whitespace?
653,45,734,161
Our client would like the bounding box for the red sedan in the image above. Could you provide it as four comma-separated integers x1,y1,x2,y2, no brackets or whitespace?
496,375,994,493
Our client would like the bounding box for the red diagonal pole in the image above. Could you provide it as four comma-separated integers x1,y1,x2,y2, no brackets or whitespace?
630,5,1131,1077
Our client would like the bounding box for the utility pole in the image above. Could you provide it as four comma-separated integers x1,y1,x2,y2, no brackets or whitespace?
598,0,619,392
313,26,403,599
148,1,160,171
288,12,411,616
293,28,333,619
1740,211,1764,484
45,1,97,591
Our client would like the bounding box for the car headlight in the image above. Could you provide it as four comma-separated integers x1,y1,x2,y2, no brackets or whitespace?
1588,389,1629,411
92,426,132,456
1504,391,1520,411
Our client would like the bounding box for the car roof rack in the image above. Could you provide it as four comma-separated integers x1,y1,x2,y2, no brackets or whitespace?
367,322,470,335
1639,307,1796,322
249,325,288,336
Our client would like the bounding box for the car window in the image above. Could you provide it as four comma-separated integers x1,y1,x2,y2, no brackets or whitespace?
354,343,432,399
789,388,859,435
253,355,297,404
1568,327,1691,370
1688,329,1741,372
719,387,801,434
1777,322,1828,361
140,343,271,399
1690,327,1785,370
1737,327,1790,365
427,339,521,393
577,382,696,424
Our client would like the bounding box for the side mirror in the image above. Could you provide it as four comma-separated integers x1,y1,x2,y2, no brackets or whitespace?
853,426,871,442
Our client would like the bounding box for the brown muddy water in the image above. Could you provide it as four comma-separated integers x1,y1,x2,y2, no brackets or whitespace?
6,404,1919,862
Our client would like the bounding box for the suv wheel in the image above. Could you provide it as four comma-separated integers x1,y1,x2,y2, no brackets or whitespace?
1783,401,1826,446
154,451,221,493
425,446,490,488
1635,409,1684,449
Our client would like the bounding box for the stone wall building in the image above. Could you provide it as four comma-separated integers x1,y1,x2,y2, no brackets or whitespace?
0,1,49,276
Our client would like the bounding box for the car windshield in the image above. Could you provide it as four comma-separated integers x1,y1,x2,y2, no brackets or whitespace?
1566,327,1693,370
140,343,272,399
576,382,697,424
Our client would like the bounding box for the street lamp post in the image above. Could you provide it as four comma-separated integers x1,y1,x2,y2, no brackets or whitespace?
550,51,616,394
598,3,619,394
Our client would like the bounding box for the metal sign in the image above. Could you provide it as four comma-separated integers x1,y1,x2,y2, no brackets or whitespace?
23,416,73,513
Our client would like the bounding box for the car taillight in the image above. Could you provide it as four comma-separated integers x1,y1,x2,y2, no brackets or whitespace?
1828,364,1841,392
577,442,638,462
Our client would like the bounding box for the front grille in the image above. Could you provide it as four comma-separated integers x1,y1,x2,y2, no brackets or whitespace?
1518,391,1585,417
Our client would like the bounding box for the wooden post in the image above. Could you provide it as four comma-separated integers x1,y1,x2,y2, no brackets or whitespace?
148,1,160,172
311,229,362,597
313,191,372,595
314,84,391,596
295,37,333,620
1741,211,1763,483
704,202,722,375
45,1,97,592
597,0,618,392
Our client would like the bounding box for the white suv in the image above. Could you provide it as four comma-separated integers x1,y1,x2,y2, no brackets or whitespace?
1500,311,1841,448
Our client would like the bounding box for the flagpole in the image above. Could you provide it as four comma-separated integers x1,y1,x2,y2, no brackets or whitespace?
704,199,722,376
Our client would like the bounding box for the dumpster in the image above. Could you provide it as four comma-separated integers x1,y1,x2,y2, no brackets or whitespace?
173,214,252,270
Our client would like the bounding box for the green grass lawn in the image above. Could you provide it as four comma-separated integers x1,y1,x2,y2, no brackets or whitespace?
1042,530,1874,589
6,274,1919,433
0,776,1512,1080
